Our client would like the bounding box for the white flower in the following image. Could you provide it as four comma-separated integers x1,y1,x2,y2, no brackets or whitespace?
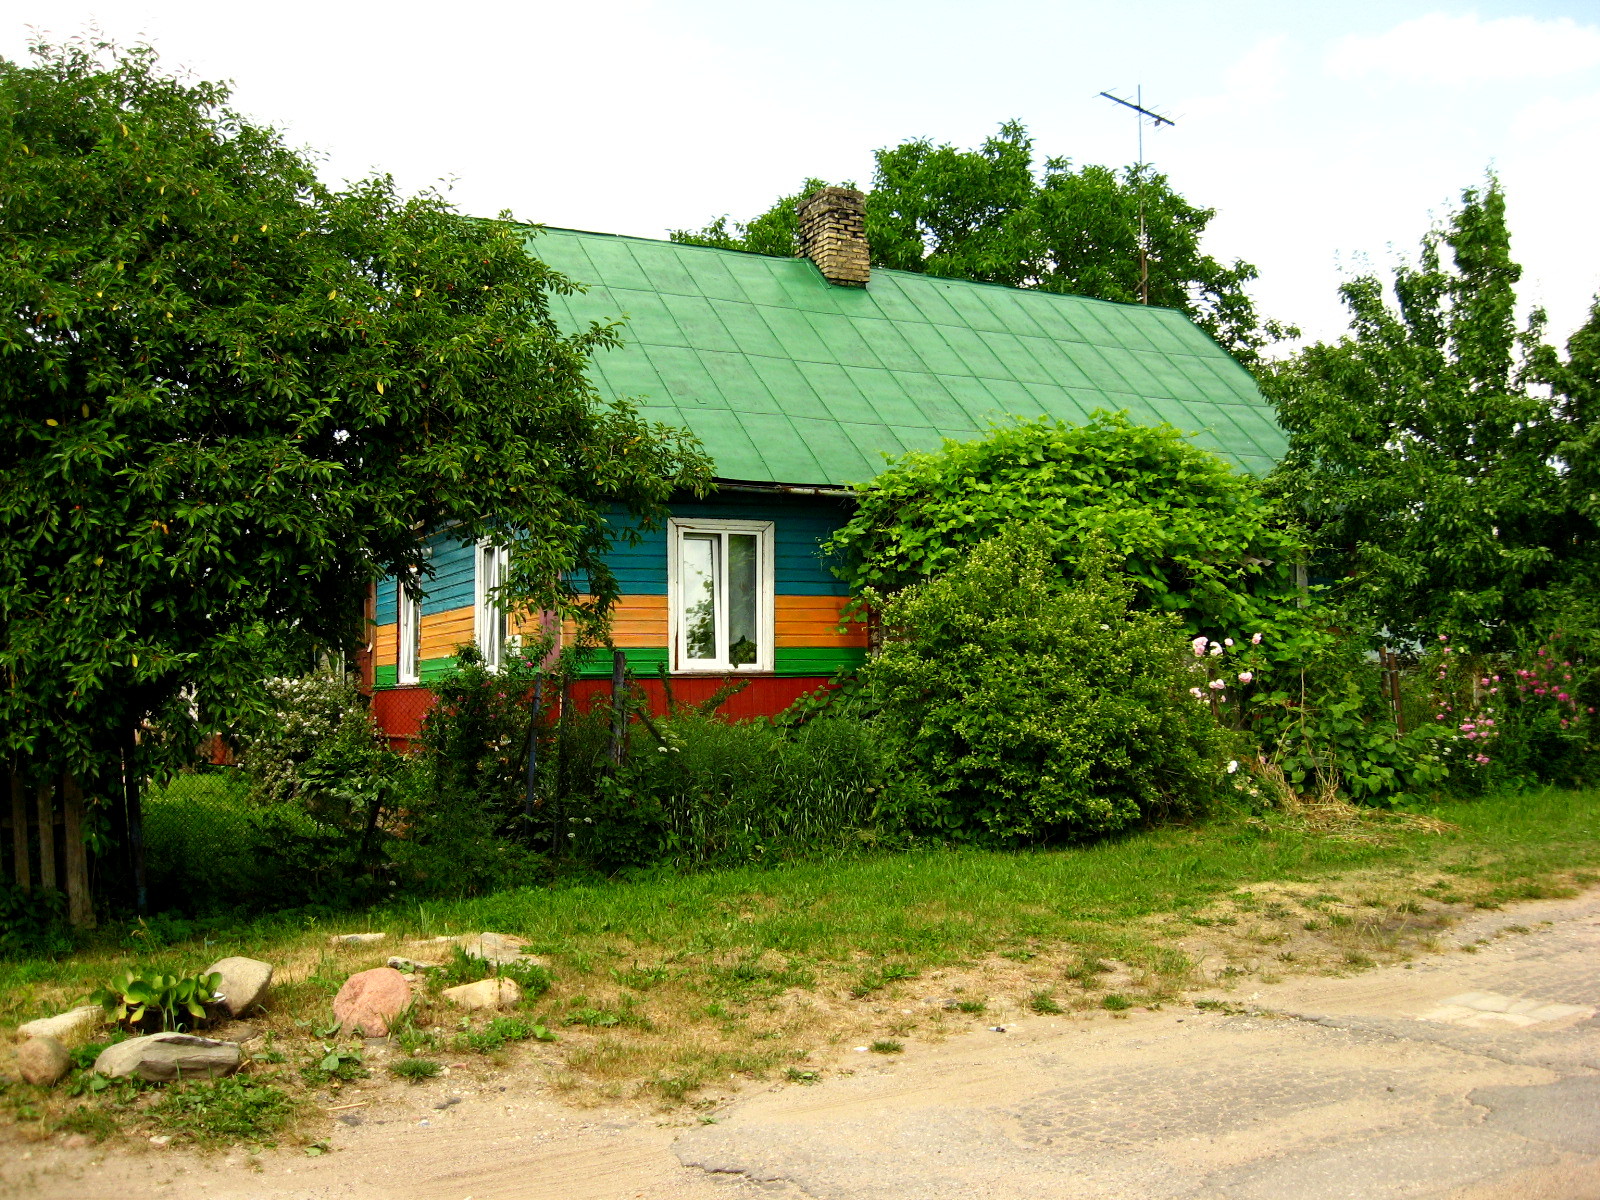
1224,638,1234,647
1189,687,1205,699
1251,632,1262,645
1227,760,1239,774
1191,636,1208,658
1237,671,1253,684
1208,678,1226,690
1209,644,1223,657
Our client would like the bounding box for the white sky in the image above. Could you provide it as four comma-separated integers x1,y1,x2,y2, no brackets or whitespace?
5,1,1598,351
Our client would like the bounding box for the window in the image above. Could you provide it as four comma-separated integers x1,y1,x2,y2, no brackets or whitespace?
475,541,510,671
397,573,422,685
668,519,773,672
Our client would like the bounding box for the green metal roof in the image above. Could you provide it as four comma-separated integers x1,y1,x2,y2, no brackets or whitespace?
532,227,1286,487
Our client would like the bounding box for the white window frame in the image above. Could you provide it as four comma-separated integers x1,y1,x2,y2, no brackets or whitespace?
396,572,422,685
474,540,511,671
667,518,774,674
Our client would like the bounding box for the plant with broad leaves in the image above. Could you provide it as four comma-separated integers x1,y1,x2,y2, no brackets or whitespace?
91,969,222,1031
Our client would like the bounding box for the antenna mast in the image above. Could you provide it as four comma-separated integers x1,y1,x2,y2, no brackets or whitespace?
1097,88,1175,304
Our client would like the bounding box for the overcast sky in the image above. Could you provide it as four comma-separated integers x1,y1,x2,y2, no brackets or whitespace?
5,1,1598,351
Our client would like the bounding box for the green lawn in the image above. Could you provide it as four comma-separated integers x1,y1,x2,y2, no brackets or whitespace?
4,787,1599,1118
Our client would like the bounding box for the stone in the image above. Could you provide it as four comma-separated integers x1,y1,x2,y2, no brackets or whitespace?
441,978,521,1011
387,956,442,974
204,956,273,1018
330,932,387,946
94,1033,241,1082
409,932,539,967
332,967,411,1036
17,1005,104,1044
17,1036,70,1086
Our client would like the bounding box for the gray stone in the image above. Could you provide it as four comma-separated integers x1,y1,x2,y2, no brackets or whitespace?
332,967,411,1036
17,1005,104,1044
204,956,273,1017
330,932,387,946
17,1036,70,1086
94,1033,241,1082
411,932,539,967
441,978,521,1010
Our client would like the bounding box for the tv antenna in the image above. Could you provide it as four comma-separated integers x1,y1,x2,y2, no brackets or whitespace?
1098,88,1175,304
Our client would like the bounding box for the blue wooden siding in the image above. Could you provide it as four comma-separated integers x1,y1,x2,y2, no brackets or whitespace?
601,496,850,596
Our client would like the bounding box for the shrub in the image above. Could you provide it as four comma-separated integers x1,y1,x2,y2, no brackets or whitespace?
858,527,1230,843
826,413,1303,635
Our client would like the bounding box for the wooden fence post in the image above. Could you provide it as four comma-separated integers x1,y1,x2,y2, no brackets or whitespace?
8,769,29,892
608,650,627,766
35,781,56,893
61,775,94,929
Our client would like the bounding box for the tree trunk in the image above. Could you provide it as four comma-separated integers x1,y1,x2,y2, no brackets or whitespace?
8,768,29,892
61,775,94,928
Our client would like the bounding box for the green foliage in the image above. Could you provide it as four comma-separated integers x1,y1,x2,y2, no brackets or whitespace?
0,38,709,791
673,122,1292,361
0,884,71,959
149,1076,293,1146
857,527,1231,843
90,968,221,1031
453,1015,556,1053
1028,991,1063,1014
826,413,1302,638
1265,178,1597,647
389,1057,441,1082
300,1045,367,1085
868,1039,904,1054
548,693,906,874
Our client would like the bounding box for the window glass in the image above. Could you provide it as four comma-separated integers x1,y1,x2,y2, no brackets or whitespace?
682,533,718,661
726,534,758,666
398,577,421,684
479,543,508,670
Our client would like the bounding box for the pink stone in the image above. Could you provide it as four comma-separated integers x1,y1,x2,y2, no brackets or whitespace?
332,967,411,1037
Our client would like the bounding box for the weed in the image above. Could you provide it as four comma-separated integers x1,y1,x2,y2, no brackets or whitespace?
1343,951,1375,969
954,999,987,1014
1101,994,1133,1011
53,1106,118,1142
850,964,918,999
150,1077,293,1147
390,1057,441,1083
869,1040,903,1054
785,1067,820,1084
455,1015,556,1053
1028,991,1063,1015
301,1046,366,1086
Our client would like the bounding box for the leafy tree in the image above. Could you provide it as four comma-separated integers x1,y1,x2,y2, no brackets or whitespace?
672,122,1291,361
0,39,710,789
824,412,1304,638
1263,180,1595,646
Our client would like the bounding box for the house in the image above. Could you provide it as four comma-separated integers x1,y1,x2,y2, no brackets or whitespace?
363,188,1286,740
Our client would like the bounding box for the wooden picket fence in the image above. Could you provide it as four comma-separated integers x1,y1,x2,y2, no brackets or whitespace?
3,771,95,928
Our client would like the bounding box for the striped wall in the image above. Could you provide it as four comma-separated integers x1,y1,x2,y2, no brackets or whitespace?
371,493,866,688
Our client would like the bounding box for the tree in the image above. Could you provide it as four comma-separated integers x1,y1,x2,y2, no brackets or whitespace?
1263,179,1596,646
0,40,711,791
824,413,1304,638
672,122,1292,362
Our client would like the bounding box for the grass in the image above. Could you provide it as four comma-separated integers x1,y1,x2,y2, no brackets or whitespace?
4,786,1600,1138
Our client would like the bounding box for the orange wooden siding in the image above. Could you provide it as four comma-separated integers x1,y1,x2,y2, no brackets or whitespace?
775,595,866,648
373,622,398,668
559,594,668,648
419,608,474,661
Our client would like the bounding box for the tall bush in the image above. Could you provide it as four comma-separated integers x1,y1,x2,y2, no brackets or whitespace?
857,527,1231,843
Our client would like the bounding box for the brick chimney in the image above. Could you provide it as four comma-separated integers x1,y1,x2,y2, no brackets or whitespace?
797,187,870,286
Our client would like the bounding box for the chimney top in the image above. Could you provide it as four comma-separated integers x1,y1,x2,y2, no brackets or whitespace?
797,187,870,287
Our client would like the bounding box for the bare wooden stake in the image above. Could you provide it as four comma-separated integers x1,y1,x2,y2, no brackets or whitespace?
35,781,57,893
62,775,94,928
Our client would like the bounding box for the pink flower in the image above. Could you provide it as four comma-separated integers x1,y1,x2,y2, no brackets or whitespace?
1559,693,1570,701
1251,632,1262,645
1435,713,1445,720
1561,719,1570,728
1438,634,1447,641
1442,647,1451,654
1208,678,1226,691
1565,674,1573,681
1490,687,1499,694
1493,675,1501,682
1191,636,1207,658
1475,754,1490,765
1460,723,1475,731
1237,671,1254,684
1465,731,1477,739
1224,638,1234,647
1538,648,1548,657
1189,687,1205,700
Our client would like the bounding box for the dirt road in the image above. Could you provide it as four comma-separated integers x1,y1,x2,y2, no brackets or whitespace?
8,892,1600,1200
